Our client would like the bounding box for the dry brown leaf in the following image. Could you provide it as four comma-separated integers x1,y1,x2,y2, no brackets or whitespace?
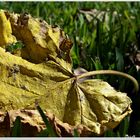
0,110,96,137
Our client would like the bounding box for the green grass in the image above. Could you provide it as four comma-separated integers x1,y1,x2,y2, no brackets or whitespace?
11,116,22,137
36,105,57,137
0,2,140,137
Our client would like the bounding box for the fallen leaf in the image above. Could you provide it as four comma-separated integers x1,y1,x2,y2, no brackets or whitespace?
0,10,17,47
0,10,137,136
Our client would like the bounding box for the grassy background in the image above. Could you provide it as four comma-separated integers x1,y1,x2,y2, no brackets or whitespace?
0,2,140,137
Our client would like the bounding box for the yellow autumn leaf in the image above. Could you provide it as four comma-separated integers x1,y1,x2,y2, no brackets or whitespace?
0,10,17,47
0,10,139,136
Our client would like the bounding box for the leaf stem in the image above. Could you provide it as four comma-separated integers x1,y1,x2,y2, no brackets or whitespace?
77,70,139,93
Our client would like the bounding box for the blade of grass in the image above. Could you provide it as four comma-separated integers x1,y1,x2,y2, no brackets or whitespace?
73,128,79,137
115,47,124,71
104,129,114,137
36,105,57,137
114,131,120,137
96,19,101,58
11,116,22,137
37,129,49,137
119,117,129,137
